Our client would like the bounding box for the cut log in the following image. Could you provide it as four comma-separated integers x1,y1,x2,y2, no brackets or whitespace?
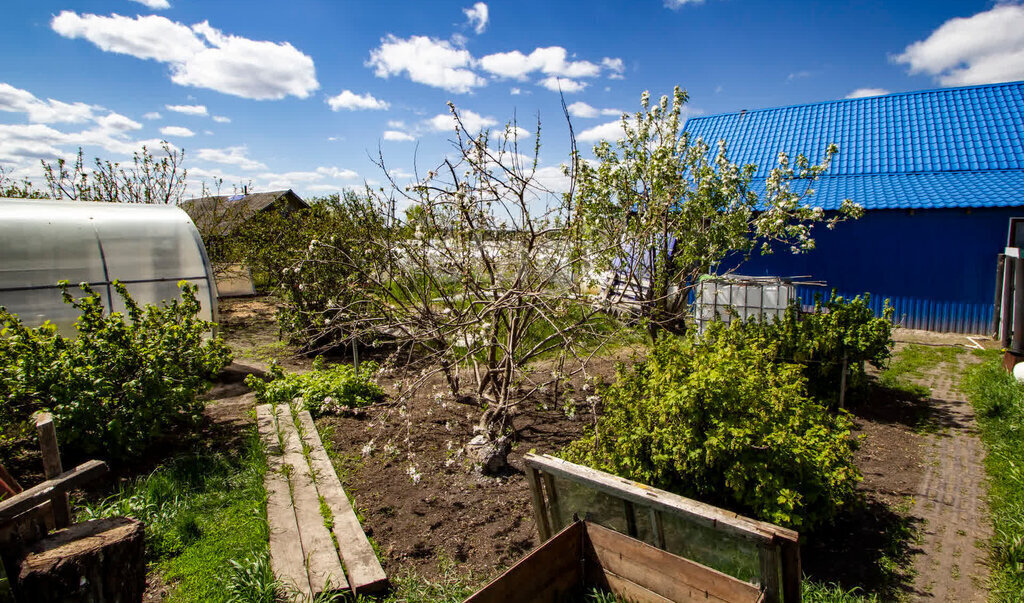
15,517,145,603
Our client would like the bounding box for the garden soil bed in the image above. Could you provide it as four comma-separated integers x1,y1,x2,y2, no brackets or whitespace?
190,298,997,599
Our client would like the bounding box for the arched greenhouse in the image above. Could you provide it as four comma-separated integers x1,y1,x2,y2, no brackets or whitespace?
0,198,218,335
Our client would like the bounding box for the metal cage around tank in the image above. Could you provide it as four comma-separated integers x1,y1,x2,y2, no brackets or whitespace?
0,198,218,336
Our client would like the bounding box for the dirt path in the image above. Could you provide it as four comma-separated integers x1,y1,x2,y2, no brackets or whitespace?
907,351,991,601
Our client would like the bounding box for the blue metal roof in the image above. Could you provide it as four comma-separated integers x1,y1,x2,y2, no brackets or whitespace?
684,81,1024,210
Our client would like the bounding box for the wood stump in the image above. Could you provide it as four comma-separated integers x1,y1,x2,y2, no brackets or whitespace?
15,517,145,603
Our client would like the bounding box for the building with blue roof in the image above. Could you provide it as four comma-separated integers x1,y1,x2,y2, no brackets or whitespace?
683,81,1024,334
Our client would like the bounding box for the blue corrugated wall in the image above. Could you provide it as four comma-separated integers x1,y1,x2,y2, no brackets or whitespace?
733,207,1022,334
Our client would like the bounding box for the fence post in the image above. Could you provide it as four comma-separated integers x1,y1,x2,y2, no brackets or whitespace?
35,412,71,528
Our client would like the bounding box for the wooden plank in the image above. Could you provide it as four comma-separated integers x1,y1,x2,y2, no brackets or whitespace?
0,461,107,522
465,521,584,603
525,467,552,541
594,569,674,603
0,500,54,547
275,404,348,595
525,454,783,545
758,541,782,603
779,537,802,603
35,412,70,528
295,410,387,595
256,404,311,598
585,521,762,603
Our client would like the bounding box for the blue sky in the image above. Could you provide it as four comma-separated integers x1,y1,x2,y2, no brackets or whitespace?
1,0,1022,199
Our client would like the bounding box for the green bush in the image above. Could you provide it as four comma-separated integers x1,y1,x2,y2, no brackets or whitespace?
706,293,893,406
245,357,384,417
961,358,1024,599
0,281,231,459
563,328,861,530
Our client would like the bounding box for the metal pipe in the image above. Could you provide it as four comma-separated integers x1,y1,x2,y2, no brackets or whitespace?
1012,257,1024,354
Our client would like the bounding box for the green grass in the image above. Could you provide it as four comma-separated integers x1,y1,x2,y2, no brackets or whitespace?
961,358,1024,601
76,430,271,602
802,581,880,602
877,344,963,397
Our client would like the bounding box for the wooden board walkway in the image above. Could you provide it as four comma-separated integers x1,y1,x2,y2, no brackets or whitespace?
256,404,388,599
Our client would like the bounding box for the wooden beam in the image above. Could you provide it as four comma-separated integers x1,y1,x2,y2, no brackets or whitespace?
0,461,107,522
256,405,311,598
295,411,388,595
275,404,348,595
34,413,70,528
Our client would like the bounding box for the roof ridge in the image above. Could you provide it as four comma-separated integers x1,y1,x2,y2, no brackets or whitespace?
685,80,1024,123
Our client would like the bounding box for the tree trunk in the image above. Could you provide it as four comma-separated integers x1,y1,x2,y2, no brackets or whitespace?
15,517,145,603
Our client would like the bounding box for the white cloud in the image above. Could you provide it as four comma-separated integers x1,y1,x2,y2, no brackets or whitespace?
212,115,230,123
96,112,142,132
383,130,416,142
196,146,266,171
52,12,318,100
845,88,890,99
327,90,390,111
510,87,522,95
130,0,171,10
479,46,601,80
0,124,69,162
0,82,98,124
0,119,166,165
893,4,1024,86
368,34,484,94
143,111,162,120
387,120,406,129
428,108,497,133
160,125,195,137
566,101,621,118
316,166,359,180
665,0,706,8
463,2,489,34
601,57,625,79
539,76,586,93
576,120,627,143
165,103,207,115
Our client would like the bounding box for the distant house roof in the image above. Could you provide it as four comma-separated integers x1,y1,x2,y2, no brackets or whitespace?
682,81,1024,210
180,189,308,232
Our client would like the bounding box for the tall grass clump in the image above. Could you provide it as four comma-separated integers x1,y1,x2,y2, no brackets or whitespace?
77,430,272,601
962,357,1024,600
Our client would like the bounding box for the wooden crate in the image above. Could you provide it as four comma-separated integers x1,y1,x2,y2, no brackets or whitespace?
467,520,764,603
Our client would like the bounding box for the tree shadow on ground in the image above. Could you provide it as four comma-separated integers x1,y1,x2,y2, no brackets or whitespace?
803,496,924,600
851,380,968,433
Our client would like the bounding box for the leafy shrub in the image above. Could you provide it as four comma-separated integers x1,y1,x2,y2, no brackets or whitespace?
563,329,861,530
706,293,893,406
0,281,231,459
245,357,384,417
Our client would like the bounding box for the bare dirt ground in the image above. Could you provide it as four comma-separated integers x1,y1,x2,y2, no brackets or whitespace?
906,350,991,601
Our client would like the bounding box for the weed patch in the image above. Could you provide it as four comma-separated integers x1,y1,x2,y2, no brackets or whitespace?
76,430,270,602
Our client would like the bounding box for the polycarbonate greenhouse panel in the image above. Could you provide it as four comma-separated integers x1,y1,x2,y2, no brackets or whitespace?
0,198,217,336
0,202,107,288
